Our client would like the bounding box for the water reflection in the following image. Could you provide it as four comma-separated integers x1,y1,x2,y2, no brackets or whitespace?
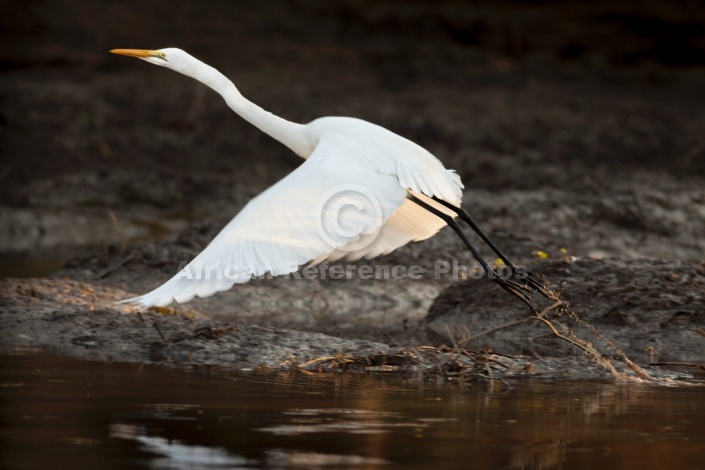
1,354,703,469
259,408,448,435
111,423,249,469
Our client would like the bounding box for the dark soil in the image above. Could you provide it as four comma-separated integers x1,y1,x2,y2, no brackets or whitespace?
427,259,705,364
1,0,704,380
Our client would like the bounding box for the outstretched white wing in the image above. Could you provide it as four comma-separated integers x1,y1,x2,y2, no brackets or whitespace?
121,137,408,307
121,126,463,307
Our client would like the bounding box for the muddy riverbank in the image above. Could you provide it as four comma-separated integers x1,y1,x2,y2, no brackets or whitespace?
2,0,704,380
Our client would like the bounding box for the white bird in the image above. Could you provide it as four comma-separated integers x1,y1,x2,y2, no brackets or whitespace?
110,48,546,310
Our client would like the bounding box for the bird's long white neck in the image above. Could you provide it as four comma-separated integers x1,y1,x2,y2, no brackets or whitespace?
189,62,313,158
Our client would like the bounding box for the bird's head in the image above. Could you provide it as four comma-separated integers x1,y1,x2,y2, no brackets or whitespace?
111,47,233,94
110,48,193,70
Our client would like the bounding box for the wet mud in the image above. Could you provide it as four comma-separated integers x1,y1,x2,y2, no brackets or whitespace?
2,0,704,380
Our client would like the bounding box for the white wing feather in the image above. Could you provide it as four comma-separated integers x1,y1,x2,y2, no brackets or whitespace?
121,119,463,307
308,117,464,263
317,195,454,263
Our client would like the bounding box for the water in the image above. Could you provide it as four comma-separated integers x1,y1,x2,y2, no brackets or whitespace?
1,354,703,469
0,208,188,278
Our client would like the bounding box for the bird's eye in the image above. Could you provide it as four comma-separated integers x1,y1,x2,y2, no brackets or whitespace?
154,51,168,61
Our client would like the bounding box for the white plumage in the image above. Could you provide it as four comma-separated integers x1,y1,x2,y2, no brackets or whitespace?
111,48,463,307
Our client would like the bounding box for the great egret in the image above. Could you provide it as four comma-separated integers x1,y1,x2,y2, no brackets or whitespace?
110,48,547,309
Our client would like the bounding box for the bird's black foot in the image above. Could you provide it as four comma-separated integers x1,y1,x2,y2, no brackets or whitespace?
500,264,553,303
495,267,558,311
494,277,538,313
522,271,556,301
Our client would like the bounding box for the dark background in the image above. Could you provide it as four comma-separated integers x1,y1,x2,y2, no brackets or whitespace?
1,0,705,268
1,0,704,369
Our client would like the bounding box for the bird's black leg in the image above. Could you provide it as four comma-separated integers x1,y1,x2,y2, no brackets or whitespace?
430,196,551,298
431,197,516,267
408,195,538,312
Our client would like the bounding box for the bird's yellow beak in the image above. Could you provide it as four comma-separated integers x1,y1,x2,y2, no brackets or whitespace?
110,49,158,58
